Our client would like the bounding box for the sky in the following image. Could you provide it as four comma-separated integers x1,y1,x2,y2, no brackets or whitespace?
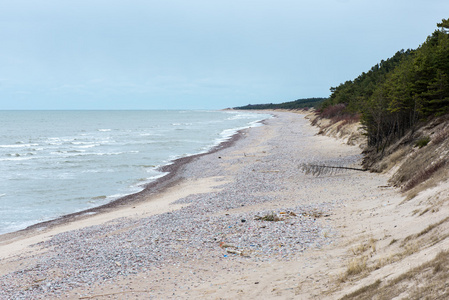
0,0,448,110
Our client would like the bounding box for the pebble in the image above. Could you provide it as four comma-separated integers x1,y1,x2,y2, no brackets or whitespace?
0,112,361,299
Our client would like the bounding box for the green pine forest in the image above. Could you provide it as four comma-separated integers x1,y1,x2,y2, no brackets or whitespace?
235,97,326,110
236,19,449,152
326,18,449,151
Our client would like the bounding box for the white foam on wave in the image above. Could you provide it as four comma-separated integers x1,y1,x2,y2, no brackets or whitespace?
81,169,101,173
0,156,34,161
210,113,272,149
93,152,125,156
75,144,100,149
71,141,96,145
105,193,131,201
130,171,169,189
0,143,39,148
50,151,126,158
50,151,86,156
0,220,40,235
225,111,261,120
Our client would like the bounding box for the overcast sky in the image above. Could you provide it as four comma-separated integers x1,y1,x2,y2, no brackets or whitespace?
0,0,448,110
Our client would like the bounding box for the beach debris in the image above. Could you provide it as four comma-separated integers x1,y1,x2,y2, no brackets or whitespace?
255,212,281,222
255,211,298,222
241,250,251,257
225,248,251,257
219,242,251,257
219,242,237,249
226,249,241,255
302,211,330,218
280,211,297,217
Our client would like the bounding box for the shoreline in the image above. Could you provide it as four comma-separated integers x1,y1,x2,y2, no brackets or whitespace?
1,111,408,299
0,118,257,244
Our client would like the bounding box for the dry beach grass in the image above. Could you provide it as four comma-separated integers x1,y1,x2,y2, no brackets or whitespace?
1,111,449,299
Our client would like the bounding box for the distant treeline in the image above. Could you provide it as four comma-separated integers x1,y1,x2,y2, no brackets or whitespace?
320,18,449,152
234,97,326,110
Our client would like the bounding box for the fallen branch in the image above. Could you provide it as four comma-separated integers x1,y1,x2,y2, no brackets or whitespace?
300,163,368,176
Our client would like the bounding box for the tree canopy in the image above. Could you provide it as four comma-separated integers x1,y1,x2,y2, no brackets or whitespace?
321,18,449,151
234,19,449,153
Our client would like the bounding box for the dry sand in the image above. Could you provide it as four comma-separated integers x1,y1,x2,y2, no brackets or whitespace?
0,111,423,299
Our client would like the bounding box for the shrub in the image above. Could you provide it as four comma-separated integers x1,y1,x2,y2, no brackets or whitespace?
318,104,361,127
337,114,361,130
318,103,347,119
415,136,431,148
346,256,368,276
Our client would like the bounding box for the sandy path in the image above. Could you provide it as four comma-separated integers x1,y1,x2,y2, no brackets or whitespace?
0,111,405,299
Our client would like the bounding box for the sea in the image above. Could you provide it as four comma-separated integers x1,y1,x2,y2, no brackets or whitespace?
0,110,271,235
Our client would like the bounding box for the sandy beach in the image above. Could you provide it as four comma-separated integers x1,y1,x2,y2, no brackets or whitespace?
0,111,414,299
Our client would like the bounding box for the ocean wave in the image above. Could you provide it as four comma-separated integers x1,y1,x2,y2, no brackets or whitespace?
225,112,260,120
105,193,131,200
92,152,125,156
130,172,168,189
75,144,100,149
0,220,43,236
50,150,127,158
140,133,162,137
0,143,39,148
54,149,86,153
171,122,192,126
81,169,101,173
0,110,272,235
0,156,35,161
46,137,75,144
71,141,95,145
5,152,36,158
50,151,84,156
